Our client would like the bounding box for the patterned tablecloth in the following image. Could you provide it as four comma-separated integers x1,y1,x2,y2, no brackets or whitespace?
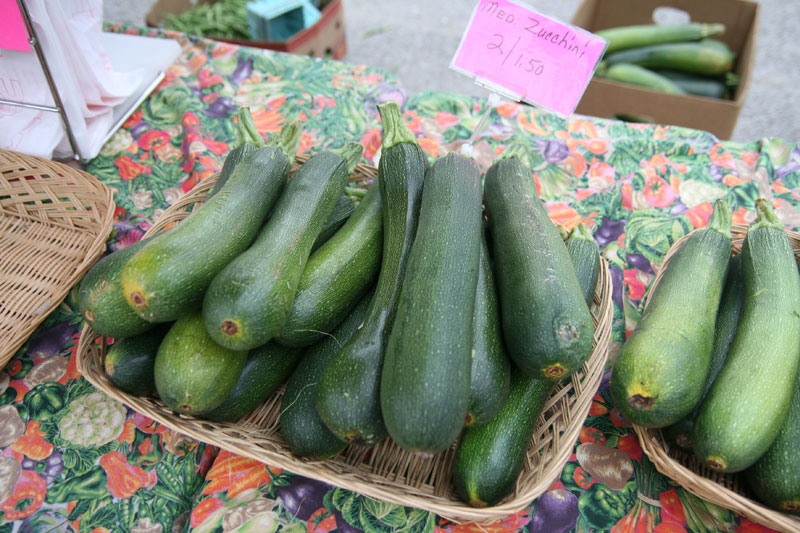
2,25,798,533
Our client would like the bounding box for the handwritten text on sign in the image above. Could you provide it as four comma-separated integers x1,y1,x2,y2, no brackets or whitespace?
451,0,606,115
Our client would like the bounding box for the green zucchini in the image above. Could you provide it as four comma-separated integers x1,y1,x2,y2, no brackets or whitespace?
203,142,363,351
610,199,731,428
745,376,800,514
663,253,743,450
203,342,303,422
277,182,382,348
600,63,686,94
597,22,725,55
315,103,426,446
453,372,555,507
79,238,159,338
280,289,374,459
484,142,594,381
310,192,358,253
380,152,483,454
605,42,734,76
121,121,302,323
566,223,601,305
154,313,247,416
693,199,800,473
654,70,728,99
466,231,511,428
104,324,171,396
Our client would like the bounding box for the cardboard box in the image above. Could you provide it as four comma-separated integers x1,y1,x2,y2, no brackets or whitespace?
571,0,759,140
146,0,347,59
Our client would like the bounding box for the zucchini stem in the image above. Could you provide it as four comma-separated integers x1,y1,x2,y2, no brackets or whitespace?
378,102,416,150
331,142,365,176
496,141,532,169
751,198,783,231
234,107,264,148
568,223,595,243
266,120,302,165
708,198,732,238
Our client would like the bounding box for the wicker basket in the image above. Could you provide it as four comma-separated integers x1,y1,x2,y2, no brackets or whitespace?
76,154,614,524
633,223,800,533
0,149,114,367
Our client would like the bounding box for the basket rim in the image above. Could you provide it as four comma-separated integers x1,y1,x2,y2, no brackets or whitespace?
0,148,115,367
76,163,613,524
634,222,800,533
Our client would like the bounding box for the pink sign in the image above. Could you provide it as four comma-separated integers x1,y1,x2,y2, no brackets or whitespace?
451,0,606,116
0,0,30,52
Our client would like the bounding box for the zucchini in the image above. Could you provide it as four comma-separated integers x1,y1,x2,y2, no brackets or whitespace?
104,324,171,396
380,152,483,454
310,192,358,252
203,342,302,422
466,231,511,428
453,372,555,507
597,22,725,55
79,238,159,338
566,223,601,305
315,103,426,446
605,42,734,76
277,182,382,348
484,142,594,381
610,199,732,428
693,199,800,473
280,289,374,459
600,63,686,94
663,253,743,450
745,377,800,514
654,70,728,99
203,142,363,351
121,121,302,323
154,313,247,416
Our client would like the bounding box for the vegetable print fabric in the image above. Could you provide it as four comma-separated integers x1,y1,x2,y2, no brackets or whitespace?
2,24,797,532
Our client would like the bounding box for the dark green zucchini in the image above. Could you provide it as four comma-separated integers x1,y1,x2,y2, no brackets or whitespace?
693,199,800,473
566,223,601,305
277,182,382,348
484,142,594,381
453,372,555,507
104,324,171,396
203,142,363,351
466,231,511,427
280,289,374,459
745,376,800,514
121,121,302,323
380,152,483,454
653,70,728,99
663,253,743,450
315,102,426,446
311,192,358,253
203,342,303,423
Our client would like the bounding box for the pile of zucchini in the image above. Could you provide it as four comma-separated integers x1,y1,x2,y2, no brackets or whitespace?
594,22,739,99
610,198,800,515
79,103,602,508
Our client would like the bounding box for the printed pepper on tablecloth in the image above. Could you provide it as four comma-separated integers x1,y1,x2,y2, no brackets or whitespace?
4,22,800,533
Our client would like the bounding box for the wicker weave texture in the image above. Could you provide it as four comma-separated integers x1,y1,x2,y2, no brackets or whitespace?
634,223,800,533
77,156,613,524
0,149,114,367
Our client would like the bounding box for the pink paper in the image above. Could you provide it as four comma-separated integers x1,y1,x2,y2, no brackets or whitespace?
452,0,606,116
0,0,30,52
